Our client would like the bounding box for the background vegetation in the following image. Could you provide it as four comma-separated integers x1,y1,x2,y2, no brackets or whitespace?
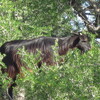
0,0,100,100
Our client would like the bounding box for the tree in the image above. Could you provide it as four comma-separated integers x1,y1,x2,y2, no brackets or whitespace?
0,0,99,38
70,0,100,38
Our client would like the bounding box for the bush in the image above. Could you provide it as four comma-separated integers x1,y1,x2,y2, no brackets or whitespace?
12,39,100,100
0,34,100,100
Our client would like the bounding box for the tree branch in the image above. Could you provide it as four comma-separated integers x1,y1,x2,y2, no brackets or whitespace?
71,0,100,37
88,0,100,14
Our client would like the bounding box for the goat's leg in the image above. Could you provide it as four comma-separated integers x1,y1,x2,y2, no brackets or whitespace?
7,77,16,100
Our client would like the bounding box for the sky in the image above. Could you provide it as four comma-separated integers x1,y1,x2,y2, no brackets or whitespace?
96,38,100,43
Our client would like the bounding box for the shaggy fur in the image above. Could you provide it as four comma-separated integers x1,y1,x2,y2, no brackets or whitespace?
0,34,91,99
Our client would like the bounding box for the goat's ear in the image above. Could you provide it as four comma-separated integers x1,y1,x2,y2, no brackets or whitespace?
73,37,80,47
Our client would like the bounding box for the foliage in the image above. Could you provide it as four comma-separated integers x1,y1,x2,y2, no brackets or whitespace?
3,36,98,100
0,0,100,100
0,0,100,39
0,0,77,41
0,33,100,99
